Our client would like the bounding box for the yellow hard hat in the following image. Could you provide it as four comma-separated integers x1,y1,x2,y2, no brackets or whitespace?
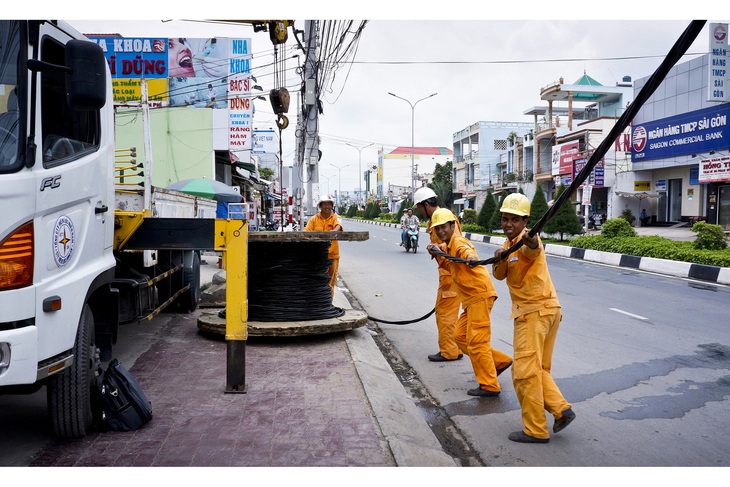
500,193,531,217
430,208,457,227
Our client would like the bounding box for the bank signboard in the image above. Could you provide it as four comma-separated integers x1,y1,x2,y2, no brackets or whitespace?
631,104,730,162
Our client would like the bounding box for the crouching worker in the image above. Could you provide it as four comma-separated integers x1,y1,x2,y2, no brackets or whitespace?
492,193,575,444
427,208,512,398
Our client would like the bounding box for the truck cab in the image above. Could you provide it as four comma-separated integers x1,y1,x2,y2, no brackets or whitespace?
0,20,116,438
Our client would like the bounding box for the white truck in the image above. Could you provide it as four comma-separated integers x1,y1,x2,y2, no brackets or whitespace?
0,20,217,439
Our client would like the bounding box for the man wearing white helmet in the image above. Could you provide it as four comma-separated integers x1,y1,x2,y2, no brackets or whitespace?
493,193,575,444
305,195,343,296
413,187,463,362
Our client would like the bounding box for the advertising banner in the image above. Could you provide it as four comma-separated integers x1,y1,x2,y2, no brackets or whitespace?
574,157,604,187
551,141,579,176
228,38,254,166
253,130,279,154
698,155,730,183
88,36,248,108
631,104,730,162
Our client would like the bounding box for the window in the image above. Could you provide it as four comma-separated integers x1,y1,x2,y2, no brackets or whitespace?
494,139,507,151
40,36,99,167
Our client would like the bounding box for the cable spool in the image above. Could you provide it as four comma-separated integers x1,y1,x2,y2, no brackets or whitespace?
247,240,344,322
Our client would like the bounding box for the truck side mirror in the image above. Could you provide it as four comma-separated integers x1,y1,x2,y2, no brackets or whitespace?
65,39,107,111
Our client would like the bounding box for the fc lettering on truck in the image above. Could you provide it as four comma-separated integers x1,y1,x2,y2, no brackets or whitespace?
40,175,61,191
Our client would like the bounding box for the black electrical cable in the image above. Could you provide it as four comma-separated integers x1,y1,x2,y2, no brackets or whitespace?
247,241,345,322
368,307,435,325
433,20,707,269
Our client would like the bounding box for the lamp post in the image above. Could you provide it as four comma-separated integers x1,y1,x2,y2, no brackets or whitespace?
388,91,437,195
346,142,374,209
330,163,350,208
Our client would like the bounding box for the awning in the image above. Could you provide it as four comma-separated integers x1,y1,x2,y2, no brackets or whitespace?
615,191,659,199
453,198,466,205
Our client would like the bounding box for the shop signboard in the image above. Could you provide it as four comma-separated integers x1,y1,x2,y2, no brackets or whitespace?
698,155,730,183
631,104,730,162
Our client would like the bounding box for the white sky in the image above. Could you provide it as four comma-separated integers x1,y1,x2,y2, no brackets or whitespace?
8,2,724,197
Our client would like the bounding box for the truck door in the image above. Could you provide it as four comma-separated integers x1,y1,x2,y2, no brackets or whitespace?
32,22,115,360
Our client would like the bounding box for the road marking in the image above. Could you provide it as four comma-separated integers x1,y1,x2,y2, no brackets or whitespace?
609,308,648,320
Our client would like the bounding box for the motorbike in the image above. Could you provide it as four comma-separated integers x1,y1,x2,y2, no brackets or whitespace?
404,224,419,253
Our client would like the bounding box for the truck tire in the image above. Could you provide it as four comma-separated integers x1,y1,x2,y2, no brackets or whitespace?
47,304,97,439
178,250,201,312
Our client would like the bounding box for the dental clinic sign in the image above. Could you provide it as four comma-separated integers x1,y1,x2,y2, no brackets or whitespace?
631,104,730,162
709,23,729,102
699,154,730,183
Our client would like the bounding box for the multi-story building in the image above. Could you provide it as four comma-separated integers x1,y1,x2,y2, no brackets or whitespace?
630,47,730,227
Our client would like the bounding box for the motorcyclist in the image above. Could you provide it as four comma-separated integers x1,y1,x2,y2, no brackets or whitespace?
400,208,420,247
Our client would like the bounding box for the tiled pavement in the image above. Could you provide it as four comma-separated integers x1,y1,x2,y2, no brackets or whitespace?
32,310,394,467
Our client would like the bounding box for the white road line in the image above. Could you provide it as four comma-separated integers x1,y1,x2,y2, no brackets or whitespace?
609,308,648,320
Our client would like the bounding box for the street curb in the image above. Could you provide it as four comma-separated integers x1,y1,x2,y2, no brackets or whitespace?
346,219,730,285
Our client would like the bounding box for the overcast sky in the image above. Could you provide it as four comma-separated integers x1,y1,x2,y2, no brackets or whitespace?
15,3,722,196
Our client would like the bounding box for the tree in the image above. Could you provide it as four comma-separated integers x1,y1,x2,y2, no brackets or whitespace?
430,161,453,207
258,167,275,181
542,184,583,240
477,189,496,232
346,204,357,217
490,190,509,232
529,188,549,229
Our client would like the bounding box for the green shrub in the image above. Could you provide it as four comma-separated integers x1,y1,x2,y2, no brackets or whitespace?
619,206,636,226
346,204,358,217
461,209,477,225
601,218,637,238
569,234,730,267
691,221,727,250
461,223,487,234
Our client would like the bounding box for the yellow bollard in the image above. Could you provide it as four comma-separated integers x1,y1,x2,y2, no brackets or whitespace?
214,218,248,393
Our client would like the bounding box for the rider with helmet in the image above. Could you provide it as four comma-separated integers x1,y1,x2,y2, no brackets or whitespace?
305,195,344,296
400,208,420,247
413,187,463,362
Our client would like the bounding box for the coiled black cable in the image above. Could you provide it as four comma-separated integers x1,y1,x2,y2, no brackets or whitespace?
247,241,345,322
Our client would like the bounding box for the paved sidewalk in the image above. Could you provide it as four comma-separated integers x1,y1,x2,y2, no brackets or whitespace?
31,255,454,468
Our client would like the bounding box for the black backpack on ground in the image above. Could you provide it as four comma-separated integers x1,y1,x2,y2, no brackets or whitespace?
94,358,153,431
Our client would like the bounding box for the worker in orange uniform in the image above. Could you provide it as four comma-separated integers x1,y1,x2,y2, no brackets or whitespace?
413,187,463,363
427,208,512,397
492,193,575,444
305,195,343,296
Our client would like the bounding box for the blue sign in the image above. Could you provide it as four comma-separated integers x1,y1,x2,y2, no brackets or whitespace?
631,104,730,162
88,37,168,78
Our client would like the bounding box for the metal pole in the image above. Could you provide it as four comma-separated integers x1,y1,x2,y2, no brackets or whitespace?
388,92,437,196
330,163,349,208
347,142,373,208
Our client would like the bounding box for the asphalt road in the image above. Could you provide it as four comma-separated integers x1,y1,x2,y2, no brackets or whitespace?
339,219,730,467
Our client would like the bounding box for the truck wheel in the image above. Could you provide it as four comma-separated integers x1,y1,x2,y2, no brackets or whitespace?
179,251,201,312
47,304,97,439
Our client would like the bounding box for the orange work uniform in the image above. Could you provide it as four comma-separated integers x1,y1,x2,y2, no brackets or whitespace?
427,217,462,360
492,229,572,439
444,235,512,392
305,212,343,295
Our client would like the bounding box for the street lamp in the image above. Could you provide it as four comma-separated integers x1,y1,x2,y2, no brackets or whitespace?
388,91,437,194
346,142,374,208
330,163,350,208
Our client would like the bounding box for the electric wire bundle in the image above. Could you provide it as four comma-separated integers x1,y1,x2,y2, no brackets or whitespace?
247,241,345,322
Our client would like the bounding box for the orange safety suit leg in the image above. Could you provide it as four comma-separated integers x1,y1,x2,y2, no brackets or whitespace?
328,258,339,296
454,298,512,392
512,308,571,439
434,276,462,360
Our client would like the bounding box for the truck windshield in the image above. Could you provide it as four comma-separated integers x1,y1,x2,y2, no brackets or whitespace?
0,20,21,173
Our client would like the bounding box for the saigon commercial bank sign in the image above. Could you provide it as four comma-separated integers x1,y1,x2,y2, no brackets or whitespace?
631,104,730,162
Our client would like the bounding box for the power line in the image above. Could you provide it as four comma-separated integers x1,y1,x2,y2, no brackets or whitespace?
347,52,706,65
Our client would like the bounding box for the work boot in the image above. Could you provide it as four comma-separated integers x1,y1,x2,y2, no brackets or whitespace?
467,387,500,397
428,352,463,362
553,408,576,434
508,431,549,444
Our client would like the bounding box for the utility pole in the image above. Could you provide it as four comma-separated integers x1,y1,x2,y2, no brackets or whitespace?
298,20,320,222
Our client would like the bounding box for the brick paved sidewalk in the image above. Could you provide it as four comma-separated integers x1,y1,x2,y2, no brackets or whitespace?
32,310,394,467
